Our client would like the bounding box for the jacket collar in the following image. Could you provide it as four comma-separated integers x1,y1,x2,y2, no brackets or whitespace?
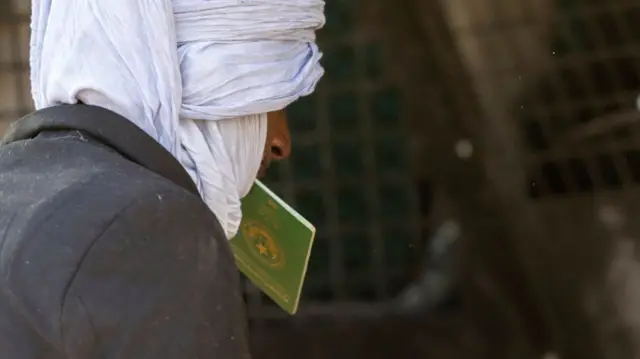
2,104,198,195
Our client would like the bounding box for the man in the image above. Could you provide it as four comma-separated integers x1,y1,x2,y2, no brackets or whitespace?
0,105,291,358
0,0,323,357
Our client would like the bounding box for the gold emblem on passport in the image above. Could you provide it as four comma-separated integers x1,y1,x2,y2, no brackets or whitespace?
241,219,286,269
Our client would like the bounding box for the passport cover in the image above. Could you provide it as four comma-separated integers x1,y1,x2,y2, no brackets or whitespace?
230,181,316,314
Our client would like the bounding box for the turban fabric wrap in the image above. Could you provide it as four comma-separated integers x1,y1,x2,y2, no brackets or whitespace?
29,0,325,238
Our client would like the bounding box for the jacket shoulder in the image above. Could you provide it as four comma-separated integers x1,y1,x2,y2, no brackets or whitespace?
0,159,209,348
60,188,239,358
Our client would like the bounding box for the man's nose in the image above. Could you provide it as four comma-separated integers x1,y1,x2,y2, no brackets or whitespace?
269,134,291,160
266,110,292,161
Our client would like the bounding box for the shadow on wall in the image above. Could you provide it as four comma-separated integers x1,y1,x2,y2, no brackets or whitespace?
250,312,486,359
442,0,555,130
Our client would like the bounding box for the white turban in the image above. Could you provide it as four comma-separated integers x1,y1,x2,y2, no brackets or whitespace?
29,0,325,238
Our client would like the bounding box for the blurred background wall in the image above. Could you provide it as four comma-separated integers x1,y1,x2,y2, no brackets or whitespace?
0,0,30,132
2,0,640,358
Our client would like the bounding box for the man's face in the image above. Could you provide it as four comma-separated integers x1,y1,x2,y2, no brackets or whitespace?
259,110,291,178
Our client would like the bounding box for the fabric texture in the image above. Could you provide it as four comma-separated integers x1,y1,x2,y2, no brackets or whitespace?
29,0,325,238
0,105,251,358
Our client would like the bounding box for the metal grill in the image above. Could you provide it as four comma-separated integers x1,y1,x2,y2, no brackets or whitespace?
433,0,640,199
517,1,640,199
246,0,423,320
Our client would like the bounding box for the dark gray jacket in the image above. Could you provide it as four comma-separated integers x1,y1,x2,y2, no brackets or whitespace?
0,105,251,358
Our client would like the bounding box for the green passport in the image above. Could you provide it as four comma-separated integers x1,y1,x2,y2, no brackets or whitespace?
230,180,316,314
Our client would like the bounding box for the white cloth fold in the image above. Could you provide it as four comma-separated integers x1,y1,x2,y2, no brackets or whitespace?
29,0,325,238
